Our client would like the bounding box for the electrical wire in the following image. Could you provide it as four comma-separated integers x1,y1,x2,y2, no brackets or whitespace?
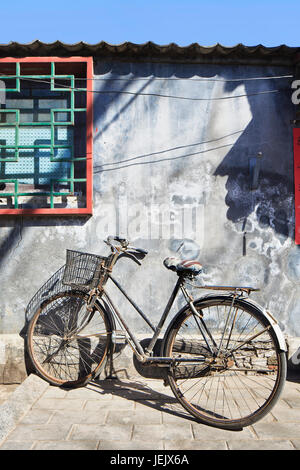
0,74,286,101
0,73,293,82
88,88,281,101
81,74,294,82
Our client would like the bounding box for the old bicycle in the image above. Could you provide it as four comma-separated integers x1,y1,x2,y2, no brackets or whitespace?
27,236,287,430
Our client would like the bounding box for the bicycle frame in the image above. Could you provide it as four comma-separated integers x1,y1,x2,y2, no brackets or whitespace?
99,273,234,366
89,240,283,368
103,274,184,363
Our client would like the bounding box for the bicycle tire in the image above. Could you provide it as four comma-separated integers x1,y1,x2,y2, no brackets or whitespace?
27,291,113,388
162,296,286,429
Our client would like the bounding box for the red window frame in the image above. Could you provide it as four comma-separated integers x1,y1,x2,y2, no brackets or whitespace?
0,56,93,216
294,127,300,243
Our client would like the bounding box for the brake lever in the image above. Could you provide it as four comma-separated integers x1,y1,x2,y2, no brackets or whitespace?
127,246,148,255
126,251,142,265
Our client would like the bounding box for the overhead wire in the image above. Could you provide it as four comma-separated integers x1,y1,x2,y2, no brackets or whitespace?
84,88,281,101
0,73,293,101
0,73,294,82
79,74,294,82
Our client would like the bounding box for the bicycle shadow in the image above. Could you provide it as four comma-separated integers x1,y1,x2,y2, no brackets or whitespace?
87,337,246,430
89,376,199,424
286,369,300,384
88,375,244,431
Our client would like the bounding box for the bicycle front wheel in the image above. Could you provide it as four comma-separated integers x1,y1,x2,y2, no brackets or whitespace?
163,297,286,429
27,291,112,387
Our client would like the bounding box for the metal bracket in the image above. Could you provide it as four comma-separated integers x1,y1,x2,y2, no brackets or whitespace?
249,151,263,190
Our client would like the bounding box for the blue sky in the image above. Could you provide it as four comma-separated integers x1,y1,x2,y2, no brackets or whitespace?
0,0,299,47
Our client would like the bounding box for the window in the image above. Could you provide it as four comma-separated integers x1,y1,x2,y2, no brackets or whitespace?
0,57,93,215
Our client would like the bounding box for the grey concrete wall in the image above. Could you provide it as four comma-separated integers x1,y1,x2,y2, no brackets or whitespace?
0,59,298,353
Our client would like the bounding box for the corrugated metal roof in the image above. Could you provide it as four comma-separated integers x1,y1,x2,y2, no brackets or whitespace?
0,40,299,65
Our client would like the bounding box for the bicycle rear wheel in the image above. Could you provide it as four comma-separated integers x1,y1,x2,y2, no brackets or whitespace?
27,291,112,387
163,297,286,429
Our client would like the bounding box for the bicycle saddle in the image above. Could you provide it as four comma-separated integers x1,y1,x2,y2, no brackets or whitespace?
163,257,202,276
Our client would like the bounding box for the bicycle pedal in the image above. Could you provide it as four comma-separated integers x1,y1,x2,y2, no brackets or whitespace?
111,330,128,344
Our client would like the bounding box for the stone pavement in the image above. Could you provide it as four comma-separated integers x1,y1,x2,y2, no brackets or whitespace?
0,372,300,451
0,384,18,406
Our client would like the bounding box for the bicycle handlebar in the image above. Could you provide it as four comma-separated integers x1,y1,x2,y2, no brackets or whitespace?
104,236,148,265
106,235,127,247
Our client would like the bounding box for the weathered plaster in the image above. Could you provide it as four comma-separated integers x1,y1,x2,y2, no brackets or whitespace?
0,60,298,346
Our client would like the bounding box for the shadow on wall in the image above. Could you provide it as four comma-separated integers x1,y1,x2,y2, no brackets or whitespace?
92,61,295,244
0,64,296,274
0,215,90,273
214,76,295,245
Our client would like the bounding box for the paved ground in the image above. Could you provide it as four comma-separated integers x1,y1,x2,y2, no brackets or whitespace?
0,371,300,451
0,384,18,407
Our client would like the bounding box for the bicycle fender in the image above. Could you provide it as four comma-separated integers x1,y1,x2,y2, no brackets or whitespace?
161,295,287,354
96,297,116,332
239,297,287,352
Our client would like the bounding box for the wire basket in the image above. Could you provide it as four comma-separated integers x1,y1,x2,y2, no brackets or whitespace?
62,249,111,290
